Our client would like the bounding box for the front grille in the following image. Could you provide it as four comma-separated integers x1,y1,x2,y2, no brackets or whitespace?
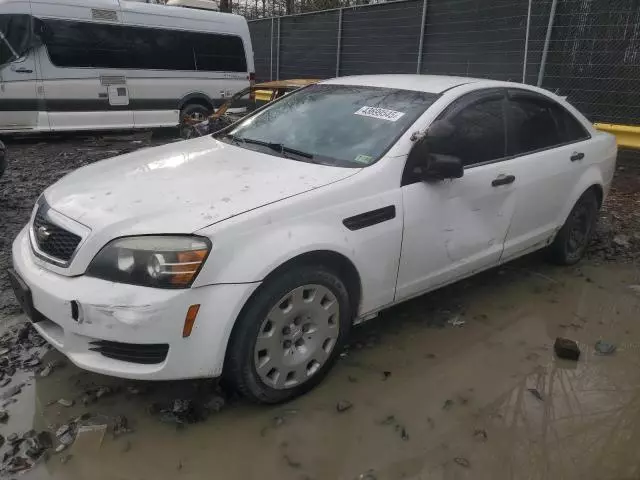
32,207,82,263
89,340,169,365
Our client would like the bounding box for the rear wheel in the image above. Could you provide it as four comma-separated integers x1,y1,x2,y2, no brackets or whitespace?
179,104,211,139
548,189,599,265
226,265,352,404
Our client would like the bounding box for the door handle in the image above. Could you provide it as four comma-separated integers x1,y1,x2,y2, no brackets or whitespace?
12,67,33,73
491,174,516,187
570,152,585,162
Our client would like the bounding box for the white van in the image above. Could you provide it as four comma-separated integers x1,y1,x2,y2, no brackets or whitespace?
0,0,254,133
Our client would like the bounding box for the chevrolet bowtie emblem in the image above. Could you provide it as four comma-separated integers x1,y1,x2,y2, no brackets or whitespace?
36,225,51,243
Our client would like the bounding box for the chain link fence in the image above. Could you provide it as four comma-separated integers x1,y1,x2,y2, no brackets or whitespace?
248,0,640,126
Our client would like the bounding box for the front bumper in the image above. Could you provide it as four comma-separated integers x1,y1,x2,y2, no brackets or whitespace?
11,227,259,380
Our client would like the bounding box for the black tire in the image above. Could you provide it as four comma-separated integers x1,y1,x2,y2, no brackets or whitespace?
548,189,599,265
179,103,211,139
225,265,352,404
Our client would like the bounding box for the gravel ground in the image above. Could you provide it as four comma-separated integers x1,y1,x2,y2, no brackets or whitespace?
0,132,175,315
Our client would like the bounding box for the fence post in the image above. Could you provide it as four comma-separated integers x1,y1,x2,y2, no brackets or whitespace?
270,18,274,81
522,0,532,83
416,0,428,74
276,17,281,80
537,0,558,87
335,8,343,77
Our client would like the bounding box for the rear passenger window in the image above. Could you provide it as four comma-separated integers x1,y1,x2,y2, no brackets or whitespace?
506,93,590,156
41,19,247,73
431,98,506,167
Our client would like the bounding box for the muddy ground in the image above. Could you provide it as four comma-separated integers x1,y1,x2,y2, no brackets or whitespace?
0,136,639,479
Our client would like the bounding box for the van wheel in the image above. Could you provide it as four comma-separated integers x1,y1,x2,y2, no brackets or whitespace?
179,104,211,138
226,265,352,404
548,190,599,265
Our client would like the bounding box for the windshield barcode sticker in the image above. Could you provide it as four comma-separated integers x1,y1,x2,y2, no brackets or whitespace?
355,106,405,122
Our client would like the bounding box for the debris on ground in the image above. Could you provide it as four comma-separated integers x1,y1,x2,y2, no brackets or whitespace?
443,399,454,410
447,316,466,328
473,429,488,441
528,388,544,401
378,415,395,426
113,415,133,437
39,360,65,378
57,398,74,407
357,470,378,480
396,425,409,441
595,340,617,355
0,409,8,422
60,454,72,465
336,400,353,413
72,424,107,453
282,453,301,469
454,457,471,468
381,371,391,380
56,423,76,449
554,337,581,361
1,384,23,400
612,234,630,248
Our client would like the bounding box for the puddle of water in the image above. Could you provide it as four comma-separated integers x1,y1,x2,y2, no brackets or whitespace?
2,257,639,480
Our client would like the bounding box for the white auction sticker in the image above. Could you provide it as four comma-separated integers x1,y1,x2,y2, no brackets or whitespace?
354,106,405,122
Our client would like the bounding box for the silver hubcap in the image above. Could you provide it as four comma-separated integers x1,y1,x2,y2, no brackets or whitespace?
254,284,340,390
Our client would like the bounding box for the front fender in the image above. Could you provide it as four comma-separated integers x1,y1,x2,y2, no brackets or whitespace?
195,212,403,315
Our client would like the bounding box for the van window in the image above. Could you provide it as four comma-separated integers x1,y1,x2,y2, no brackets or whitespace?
41,19,247,72
0,14,32,66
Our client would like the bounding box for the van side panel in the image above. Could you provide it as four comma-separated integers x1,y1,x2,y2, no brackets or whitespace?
1,0,253,133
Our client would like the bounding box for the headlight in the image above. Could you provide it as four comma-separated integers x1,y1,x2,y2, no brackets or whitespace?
86,236,210,288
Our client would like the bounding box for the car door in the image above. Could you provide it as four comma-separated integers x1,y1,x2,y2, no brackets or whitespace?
395,90,518,302
499,90,593,262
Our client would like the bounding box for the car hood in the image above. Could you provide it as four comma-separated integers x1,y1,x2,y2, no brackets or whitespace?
44,136,360,235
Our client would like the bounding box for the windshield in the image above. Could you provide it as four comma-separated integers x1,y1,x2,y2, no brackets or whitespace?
0,14,32,66
224,84,438,167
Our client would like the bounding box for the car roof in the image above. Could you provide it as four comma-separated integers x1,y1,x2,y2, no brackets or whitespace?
322,74,502,94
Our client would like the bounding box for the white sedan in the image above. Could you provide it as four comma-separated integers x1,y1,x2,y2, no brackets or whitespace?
9,75,616,403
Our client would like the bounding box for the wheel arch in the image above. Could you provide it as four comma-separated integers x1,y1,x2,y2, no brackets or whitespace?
557,167,605,227
178,92,215,112
222,249,362,366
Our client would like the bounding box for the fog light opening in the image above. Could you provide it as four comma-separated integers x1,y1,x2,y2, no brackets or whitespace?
182,304,201,338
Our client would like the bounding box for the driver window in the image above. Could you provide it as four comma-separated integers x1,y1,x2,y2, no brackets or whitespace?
431,97,507,167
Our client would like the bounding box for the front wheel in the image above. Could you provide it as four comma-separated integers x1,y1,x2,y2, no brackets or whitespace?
548,189,599,265
225,265,352,404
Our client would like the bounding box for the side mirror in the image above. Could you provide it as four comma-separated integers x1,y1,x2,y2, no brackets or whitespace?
408,119,463,181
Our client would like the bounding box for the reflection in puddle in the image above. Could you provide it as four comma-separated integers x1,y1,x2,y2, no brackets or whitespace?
2,258,639,480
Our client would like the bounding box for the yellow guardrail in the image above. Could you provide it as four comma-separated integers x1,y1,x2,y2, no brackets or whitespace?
594,123,640,149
